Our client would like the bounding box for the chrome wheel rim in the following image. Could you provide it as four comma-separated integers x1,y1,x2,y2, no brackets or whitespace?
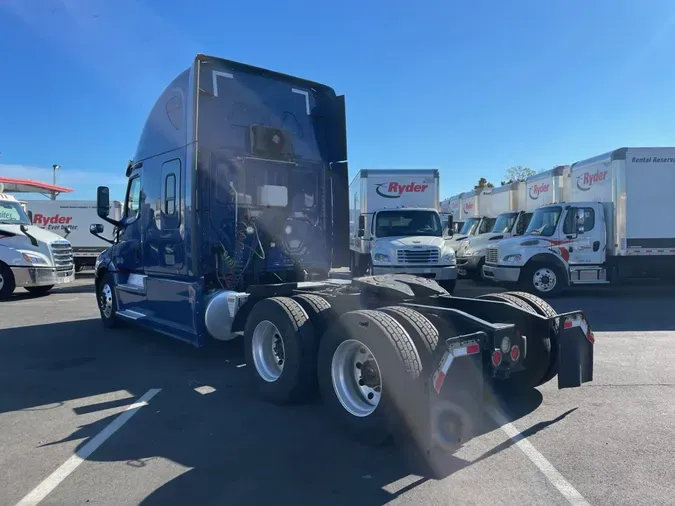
331,339,382,417
0,273,4,291
533,267,557,293
99,284,113,318
251,320,285,383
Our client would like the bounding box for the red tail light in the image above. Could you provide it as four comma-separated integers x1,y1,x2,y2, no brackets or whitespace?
491,350,502,367
510,345,520,362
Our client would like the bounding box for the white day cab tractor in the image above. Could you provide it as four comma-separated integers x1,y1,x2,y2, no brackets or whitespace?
0,192,75,299
91,54,594,475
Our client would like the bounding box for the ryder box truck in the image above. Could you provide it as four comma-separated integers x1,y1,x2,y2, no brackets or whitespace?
349,169,458,291
483,148,675,295
26,200,122,271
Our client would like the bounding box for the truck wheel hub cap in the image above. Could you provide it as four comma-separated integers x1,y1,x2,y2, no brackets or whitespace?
533,268,556,292
331,340,382,417
251,320,285,383
99,284,113,318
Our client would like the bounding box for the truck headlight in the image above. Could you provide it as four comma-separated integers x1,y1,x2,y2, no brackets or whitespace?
441,249,456,263
373,253,390,263
21,252,49,266
503,254,522,263
464,248,482,256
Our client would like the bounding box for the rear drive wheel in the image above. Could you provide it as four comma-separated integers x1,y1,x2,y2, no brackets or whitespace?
244,297,317,404
0,263,16,300
317,310,424,446
522,263,565,297
97,274,119,328
476,292,551,388
505,291,559,386
292,294,335,339
379,306,439,367
25,285,54,296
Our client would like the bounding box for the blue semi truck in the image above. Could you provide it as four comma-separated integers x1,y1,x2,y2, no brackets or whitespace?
90,54,594,472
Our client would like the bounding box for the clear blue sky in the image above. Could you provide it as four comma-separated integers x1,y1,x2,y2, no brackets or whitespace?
1,0,674,202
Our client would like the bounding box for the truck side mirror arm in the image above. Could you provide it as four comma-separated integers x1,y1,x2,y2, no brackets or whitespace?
89,224,115,245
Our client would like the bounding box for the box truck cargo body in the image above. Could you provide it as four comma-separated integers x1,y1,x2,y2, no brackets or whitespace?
455,181,533,278
26,200,122,271
524,165,571,212
484,148,675,295
349,169,457,289
447,189,495,250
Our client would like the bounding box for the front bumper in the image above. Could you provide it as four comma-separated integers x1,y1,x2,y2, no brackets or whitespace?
456,255,483,275
372,265,458,281
481,263,521,283
10,266,76,287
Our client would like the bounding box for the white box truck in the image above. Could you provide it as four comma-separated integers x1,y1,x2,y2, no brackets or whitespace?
483,148,675,295
26,200,122,272
440,193,461,233
446,189,495,250
0,193,75,299
349,169,458,291
455,181,534,279
524,165,571,211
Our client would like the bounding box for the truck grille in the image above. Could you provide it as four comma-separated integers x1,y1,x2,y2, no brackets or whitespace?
51,241,74,272
486,246,499,264
396,248,439,264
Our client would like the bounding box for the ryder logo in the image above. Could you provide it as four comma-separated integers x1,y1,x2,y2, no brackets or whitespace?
375,181,429,199
463,202,474,214
528,183,549,200
32,214,73,226
576,169,608,191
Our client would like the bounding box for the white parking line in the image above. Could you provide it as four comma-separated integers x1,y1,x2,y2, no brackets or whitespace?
487,406,590,506
14,388,161,506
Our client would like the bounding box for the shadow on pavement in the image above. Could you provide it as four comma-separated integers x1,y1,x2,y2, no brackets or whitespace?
1,318,557,505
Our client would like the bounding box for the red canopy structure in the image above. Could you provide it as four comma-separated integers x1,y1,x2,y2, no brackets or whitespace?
0,177,74,200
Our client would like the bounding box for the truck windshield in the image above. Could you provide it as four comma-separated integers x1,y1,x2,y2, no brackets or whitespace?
459,217,480,235
375,210,442,238
525,206,562,237
0,201,30,225
491,212,518,233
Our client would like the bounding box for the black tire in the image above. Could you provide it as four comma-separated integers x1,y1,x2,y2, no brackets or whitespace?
25,285,54,296
317,309,424,446
504,291,559,386
438,279,456,294
521,262,566,297
0,262,16,300
476,292,538,314
292,294,335,338
476,292,551,389
469,259,485,282
379,306,439,367
244,297,317,404
97,274,120,328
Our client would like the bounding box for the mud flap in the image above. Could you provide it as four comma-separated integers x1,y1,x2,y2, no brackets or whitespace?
557,312,594,389
427,332,485,451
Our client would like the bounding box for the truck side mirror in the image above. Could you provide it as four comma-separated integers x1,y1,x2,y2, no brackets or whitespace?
97,186,110,218
576,208,585,234
27,210,33,224
89,223,114,245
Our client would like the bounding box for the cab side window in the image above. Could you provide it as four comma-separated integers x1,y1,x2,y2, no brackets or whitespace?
125,176,142,219
563,207,595,234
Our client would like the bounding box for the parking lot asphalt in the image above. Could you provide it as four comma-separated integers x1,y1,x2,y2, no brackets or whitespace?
1,274,674,505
